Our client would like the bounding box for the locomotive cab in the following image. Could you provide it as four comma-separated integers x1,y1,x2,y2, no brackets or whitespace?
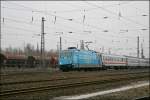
59,49,74,71
59,47,102,71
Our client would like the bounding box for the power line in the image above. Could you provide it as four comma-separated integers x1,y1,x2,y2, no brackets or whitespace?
58,1,131,13
1,17,144,40
0,15,87,35
0,17,80,35
4,1,148,36
2,2,149,41
84,1,149,28
2,1,133,14
5,2,115,33
2,24,39,33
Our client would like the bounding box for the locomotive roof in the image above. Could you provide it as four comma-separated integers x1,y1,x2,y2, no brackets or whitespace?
62,49,97,53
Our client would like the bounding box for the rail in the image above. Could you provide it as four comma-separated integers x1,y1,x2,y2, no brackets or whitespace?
0,72,148,97
1,71,148,86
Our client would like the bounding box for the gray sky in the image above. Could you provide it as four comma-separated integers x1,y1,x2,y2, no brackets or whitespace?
1,1,149,58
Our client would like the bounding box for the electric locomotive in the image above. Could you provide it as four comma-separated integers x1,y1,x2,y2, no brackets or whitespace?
59,47,102,71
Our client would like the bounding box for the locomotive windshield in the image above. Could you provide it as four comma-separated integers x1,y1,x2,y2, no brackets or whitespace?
60,51,71,58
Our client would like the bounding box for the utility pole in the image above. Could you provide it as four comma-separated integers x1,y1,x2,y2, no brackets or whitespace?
60,37,62,51
0,18,1,54
80,40,84,50
137,36,139,58
41,17,46,68
108,48,111,54
0,26,1,54
102,46,104,53
85,41,92,50
141,43,144,58
55,32,63,64
77,44,78,49
58,36,62,65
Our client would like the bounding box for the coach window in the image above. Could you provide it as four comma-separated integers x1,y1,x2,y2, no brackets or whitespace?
108,57,110,61
103,57,105,60
106,57,108,61
120,58,121,62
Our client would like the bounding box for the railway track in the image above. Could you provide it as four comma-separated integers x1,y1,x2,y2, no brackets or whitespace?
0,70,52,76
0,70,148,86
0,69,147,76
0,71,148,97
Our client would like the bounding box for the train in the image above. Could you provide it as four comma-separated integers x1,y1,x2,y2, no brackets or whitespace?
59,47,149,71
0,53,58,68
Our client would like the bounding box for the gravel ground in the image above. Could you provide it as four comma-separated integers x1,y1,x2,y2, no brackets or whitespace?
1,71,148,91
1,78,148,100
0,69,149,100
1,67,58,74
1,69,148,83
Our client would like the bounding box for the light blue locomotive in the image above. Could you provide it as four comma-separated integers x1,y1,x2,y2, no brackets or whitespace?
59,47,102,71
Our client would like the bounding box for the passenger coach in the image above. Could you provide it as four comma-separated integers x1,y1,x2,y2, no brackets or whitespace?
101,54,127,69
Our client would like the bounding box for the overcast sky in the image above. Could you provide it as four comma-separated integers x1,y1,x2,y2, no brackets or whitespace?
1,1,149,58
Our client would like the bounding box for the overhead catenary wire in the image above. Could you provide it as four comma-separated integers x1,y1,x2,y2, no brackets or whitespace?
0,17,84,35
2,1,149,53
4,1,148,30
3,2,119,34
2,24,40,33
3,2,148,37
0,15,144,38
2,1,132,14
0,11,146,47
84,1,149,28
1,16,146,41
1,10,119,39
58,1,132,13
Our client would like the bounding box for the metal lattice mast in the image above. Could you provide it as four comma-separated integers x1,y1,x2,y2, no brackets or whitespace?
60,37,62,51
141,43,144,58
137,36,139,58
41,17,45,68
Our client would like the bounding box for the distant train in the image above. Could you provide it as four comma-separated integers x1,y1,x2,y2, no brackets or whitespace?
59,47,149,71
0,53,58,68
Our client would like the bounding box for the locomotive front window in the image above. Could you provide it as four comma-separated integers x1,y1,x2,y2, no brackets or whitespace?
60,51,71,58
